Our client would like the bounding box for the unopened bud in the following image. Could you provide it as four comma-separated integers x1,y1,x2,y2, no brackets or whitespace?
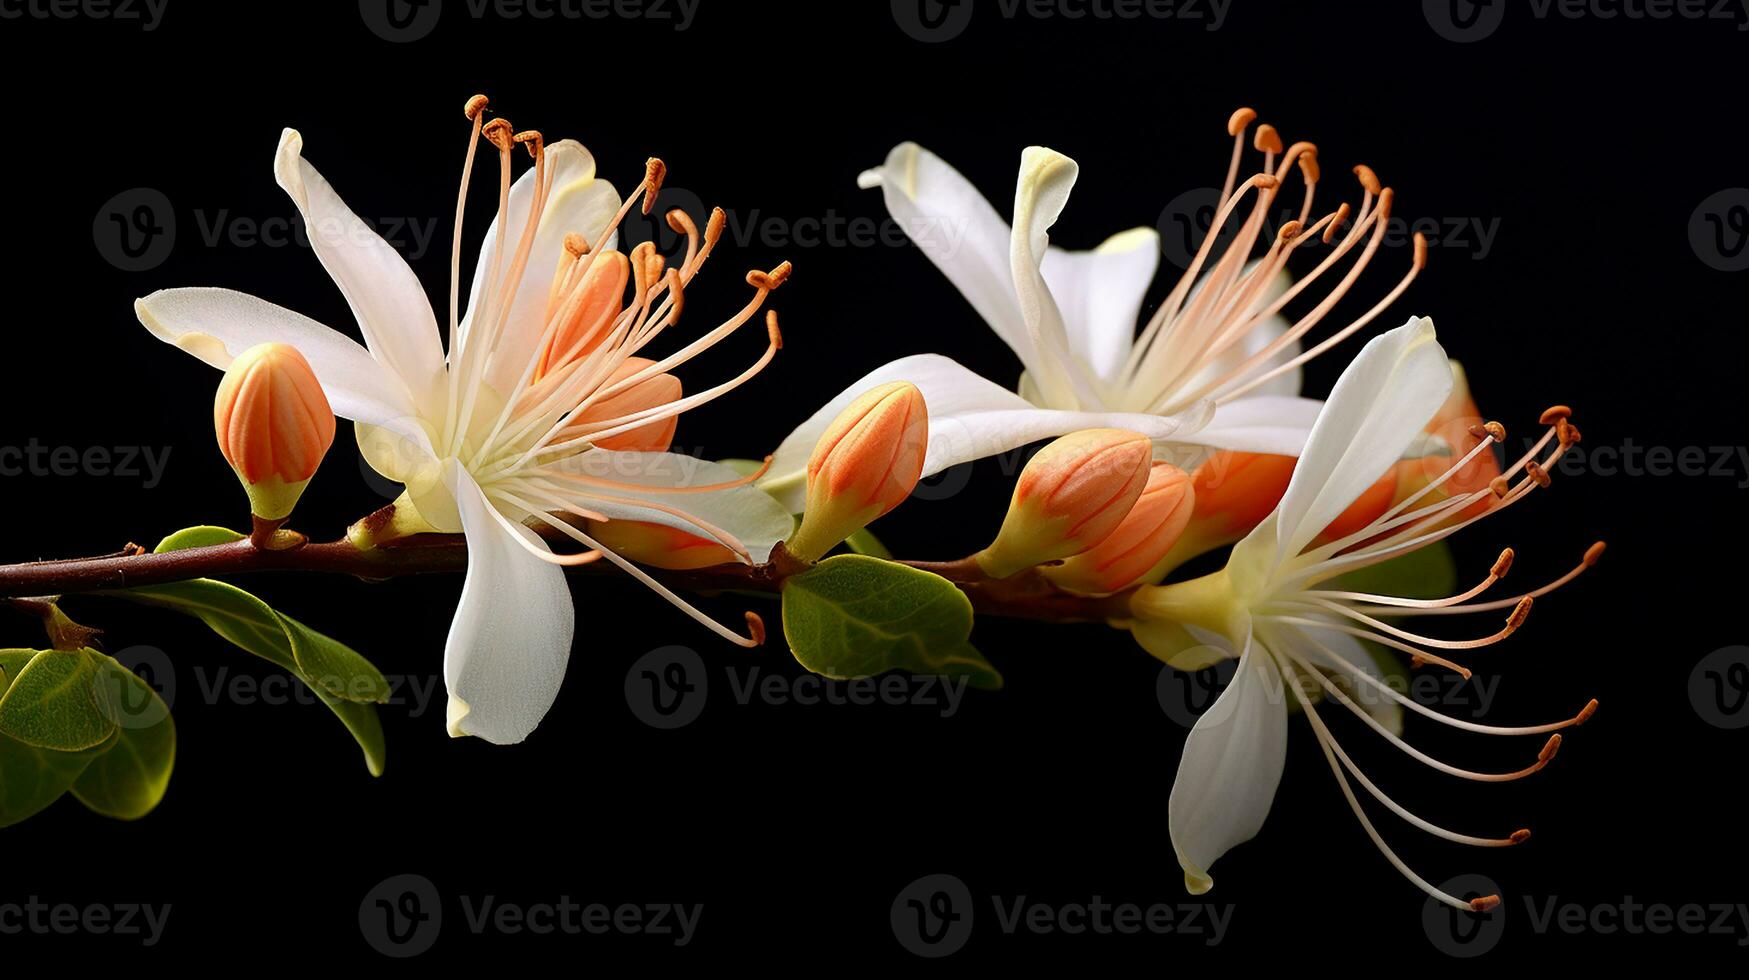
975,429,1153,579
213,343,336,521
785,382,928,563
585,519,738,570
566,356,682,452
1044,463,1194,595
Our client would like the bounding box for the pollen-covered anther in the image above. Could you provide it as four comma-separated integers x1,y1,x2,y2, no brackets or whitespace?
1525,461,1552,488
481,117,515,150
747,261,793,291
1506,595,1534,632
1227,107,1257,136
1583,540,1607,566
563,232,589,258
1538,733,1563,764
1253,123,1283,154
1252,173,1281,192
1413,232,1429,269
1539,404,1573,425
1297,151,1320,184
1557,418,1581,446
1275,220,1303,245
640,158,667,213
745,611,767,646
1353,163,1382,195
513,129,544,158
464,94,490,119
1323,202,1352,243
766,310,783,349
1471,895,1503,913
1509,829,1532,845
1470,420,1506,442
1491,547,1515,579
1575,698,1600,724
1489,475,1511,498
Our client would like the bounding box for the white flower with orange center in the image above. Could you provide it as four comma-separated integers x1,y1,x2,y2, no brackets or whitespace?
1129,317,1601,910
761,109,1424,509
135,95,795,744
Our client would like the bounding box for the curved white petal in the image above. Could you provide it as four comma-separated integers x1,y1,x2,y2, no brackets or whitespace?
1250,317,1453,565
860,142,1047,374
274,129,447,416
442,461,575,745
1010,146,1098,408
1040,226,1160,385
1289,620,1404,736
135,287,419,427
554,451,795,563
1168,631,1288,894
461,140,622,394
1164,395,1323,461
759,354,1205,512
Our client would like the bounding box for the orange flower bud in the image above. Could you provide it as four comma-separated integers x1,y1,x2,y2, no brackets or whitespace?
535,248,629,378
1043,462,1195,595
975,428,1153,579
786,381,929,562
213,342,336,521
566,356,682,452
1391,361,1502,522
585,519,738,570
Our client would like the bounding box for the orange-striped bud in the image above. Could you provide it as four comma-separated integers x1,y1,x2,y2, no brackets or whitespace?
585,519,738,570
786,381,929,563
536,248,629,378
975,428,1153,579
213,343,336,521
1043,462,1194,595
566,356,682,452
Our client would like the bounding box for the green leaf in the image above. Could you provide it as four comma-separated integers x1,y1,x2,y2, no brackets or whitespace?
0,649,38,697
0,731,110,829
0,648,117,751
781,555,1002,690
840,527,893,559
153,525,247,552
279,613,392,703
71,655,176,820
1329,540,1458,601
313,688,387,778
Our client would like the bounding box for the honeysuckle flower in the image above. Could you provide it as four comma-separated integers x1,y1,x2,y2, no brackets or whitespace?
760,109,1424,511
786,381,929,563
975,428,1154,579
134,96,796,744
1127,317,1601,909
1042,462,1194,596
213,342,336,523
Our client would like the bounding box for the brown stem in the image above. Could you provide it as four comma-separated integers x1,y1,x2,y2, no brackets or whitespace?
0,533,1135,624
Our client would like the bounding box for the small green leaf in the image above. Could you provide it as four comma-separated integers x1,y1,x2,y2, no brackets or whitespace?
0,649,37,697
71,656,176,820
0,648,117,751
154,526,248,553
1329,540,1458,601
840,527,893,559
314,688,387,777
0,731,110,829
781,555,1002,690
279,614,391,703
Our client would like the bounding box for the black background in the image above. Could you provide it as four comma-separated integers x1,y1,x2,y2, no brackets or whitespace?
2,0,1744,966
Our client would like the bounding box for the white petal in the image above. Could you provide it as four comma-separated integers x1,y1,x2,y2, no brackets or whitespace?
1255,316,1453,564
559,451,795,563
860,142,1037,370
460,140,622,393
274,129,447,416
441,461,575,744
135,287,418,427
1289,621,1404,736
1168,631,1288,894
1010,146,1098,407
1040,226,1160,385
1163,395,1323,463
759,355,1205,512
